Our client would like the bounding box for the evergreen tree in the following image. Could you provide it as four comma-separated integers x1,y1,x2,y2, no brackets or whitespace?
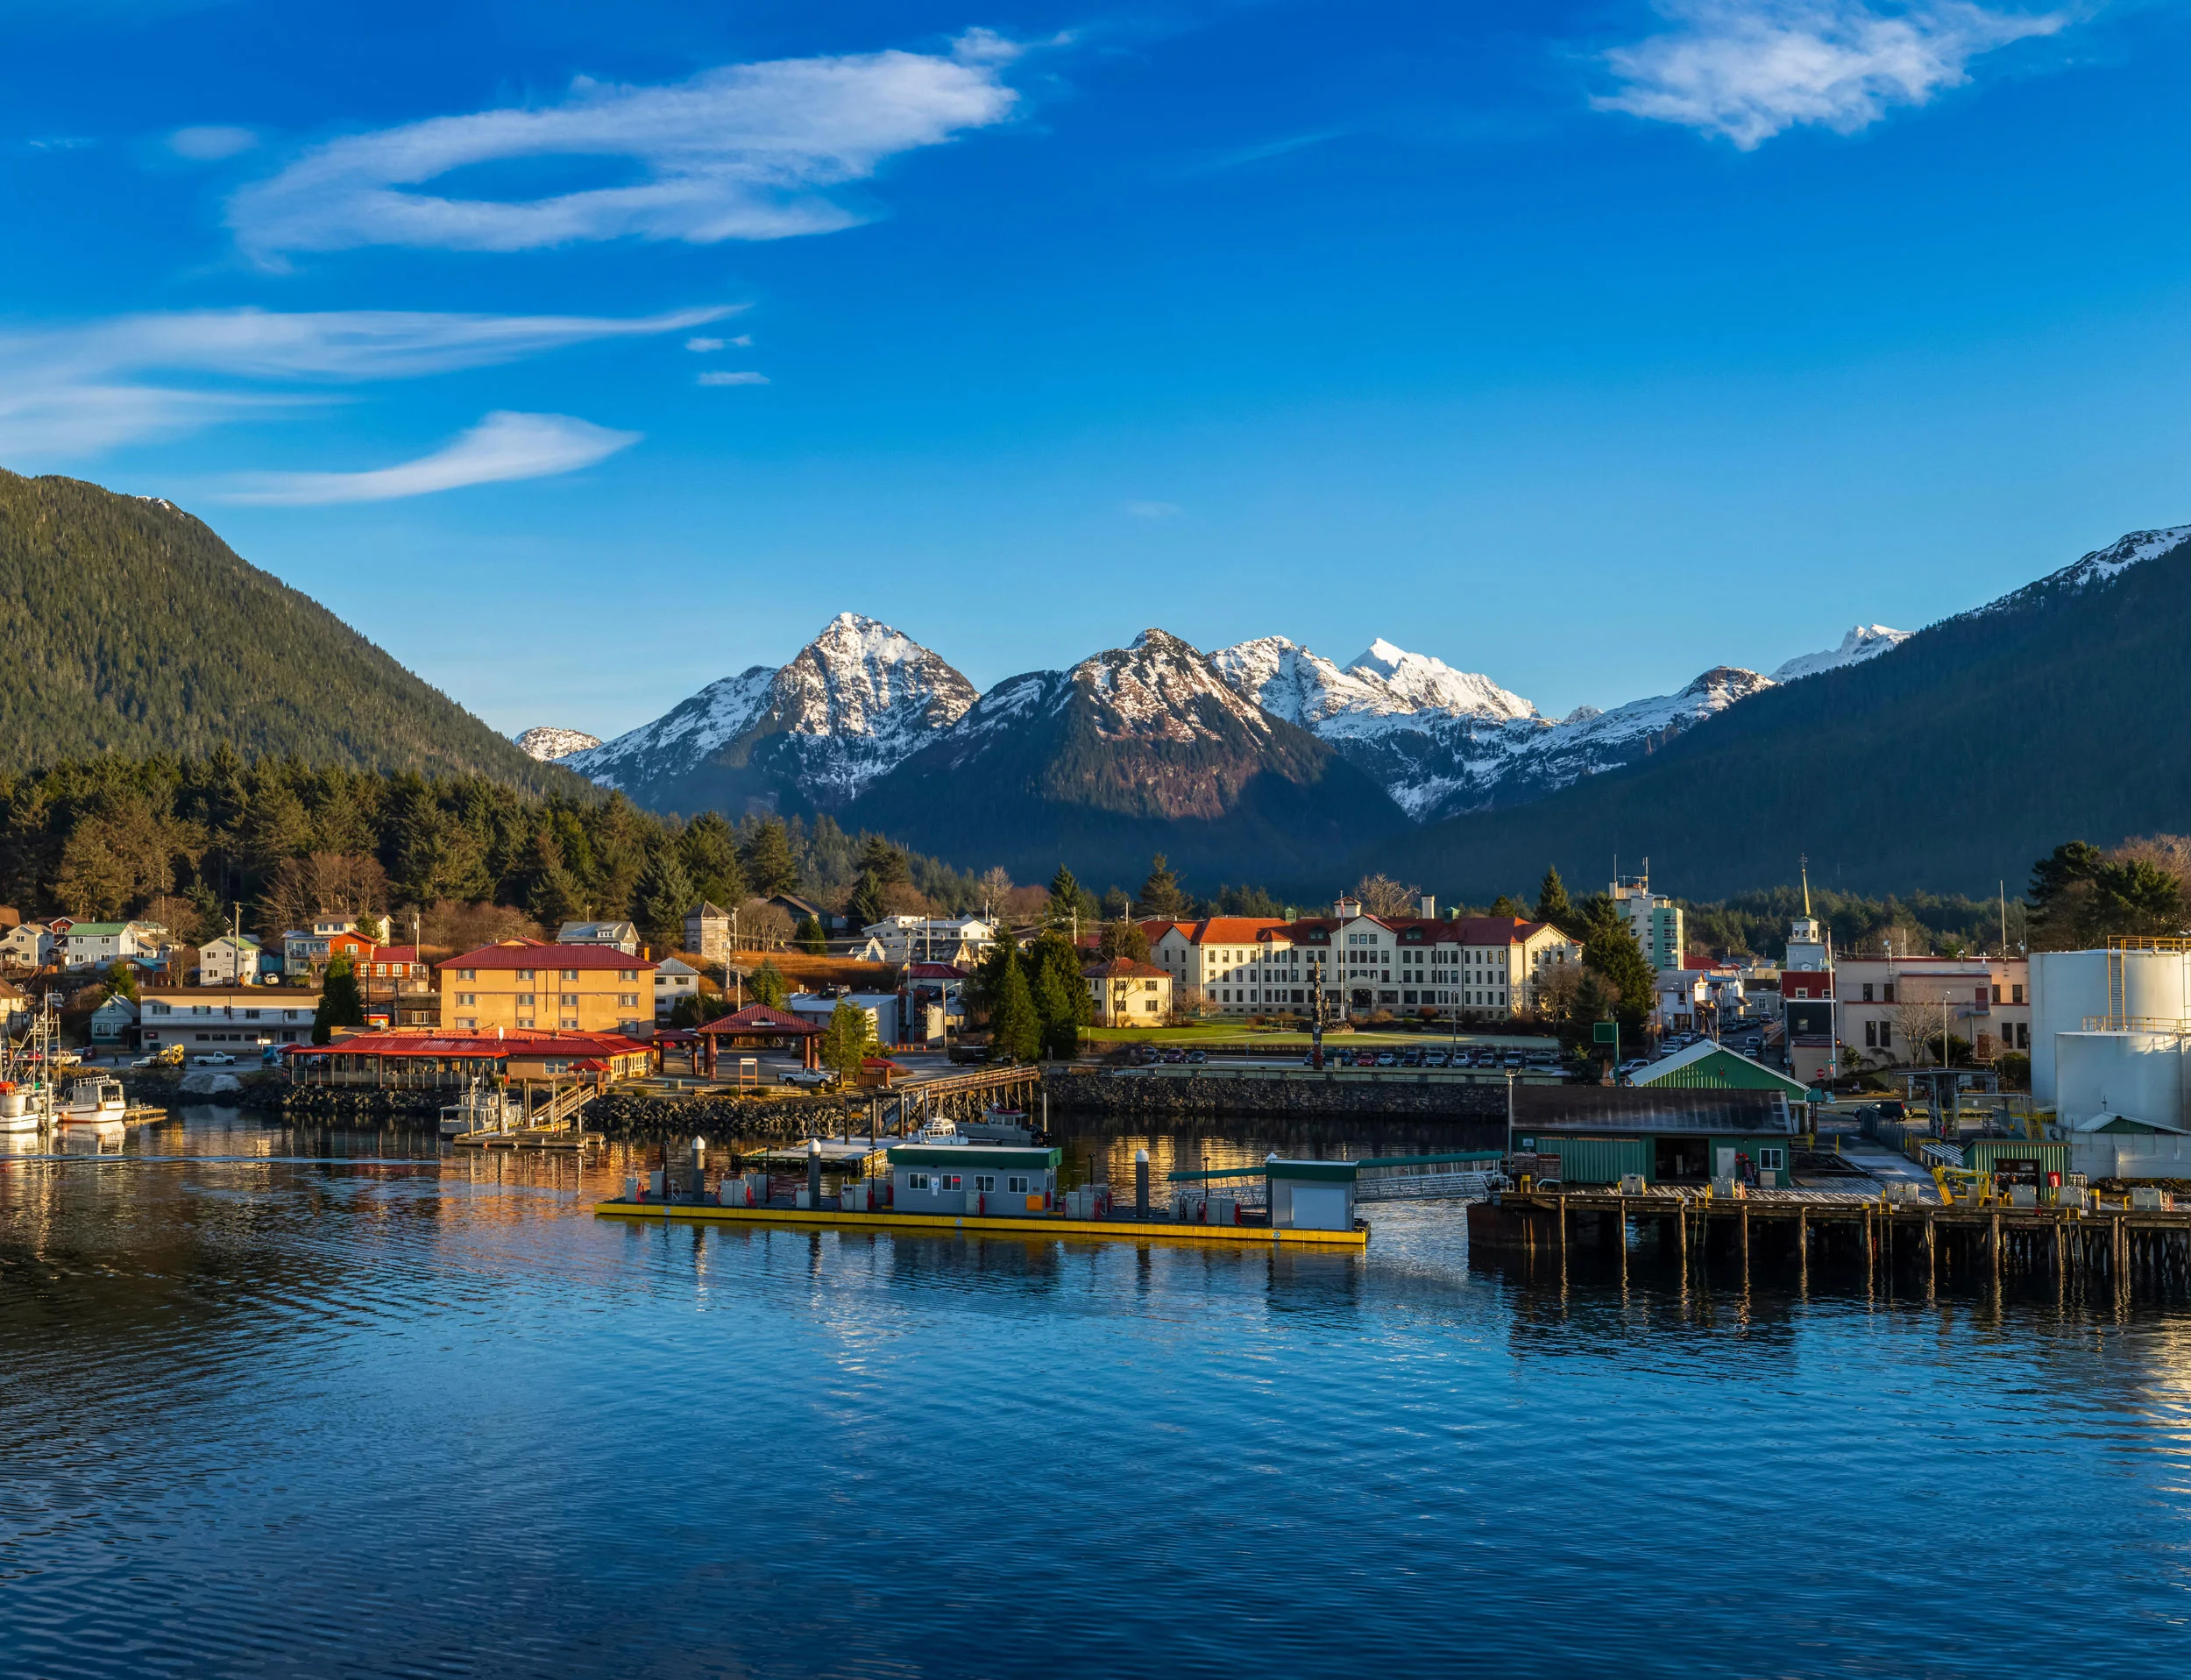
820,998,877,1081
1099,887,1131,920
1046,865,1088,930
1136,854,1184,919
740,819,799,897
795,914,828,954
677,812,748,908
748,958,790,1010
1488,893,1528,919
1029,928,1088,1060
988,943,1041,1063
1582,911,1655,1031
847,869,887,930
1535,865,1575,931
634,841,694,954
312,954,366,1045
857,834,910,888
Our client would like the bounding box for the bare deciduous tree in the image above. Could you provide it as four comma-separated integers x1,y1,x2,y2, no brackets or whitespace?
1352,874,1420,918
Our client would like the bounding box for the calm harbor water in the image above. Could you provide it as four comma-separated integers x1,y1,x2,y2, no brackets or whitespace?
4,1108,2189,1678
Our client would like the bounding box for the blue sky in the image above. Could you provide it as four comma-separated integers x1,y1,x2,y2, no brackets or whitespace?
5,0,2189,736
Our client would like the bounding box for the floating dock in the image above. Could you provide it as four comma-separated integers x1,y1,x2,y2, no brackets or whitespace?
593,1197,1370,1249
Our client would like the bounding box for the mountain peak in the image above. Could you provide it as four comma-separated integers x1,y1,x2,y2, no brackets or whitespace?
514,726,601,762
1769,623,1909,684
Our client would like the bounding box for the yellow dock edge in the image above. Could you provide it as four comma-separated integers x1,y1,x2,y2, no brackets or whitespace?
592,1199,1369,1249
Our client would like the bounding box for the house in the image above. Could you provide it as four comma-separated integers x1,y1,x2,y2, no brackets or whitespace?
901,961,966,1045
89,993,138,1047
198,934,263,987
0,977,29,1024
1082,957,1171,1025
769,894,843,934
1628,1039,1809,1095
140,985,324,1054
439,939,654,1036
683,901,733,964
1836,953,2031,1067
857,915,993,967
557,920,641,956
787,990,902,1046
654,956,700,1020
62,920,168,971
1,921,54,969
282,920,376,977
1141,900,1582,1019
354,945,429,986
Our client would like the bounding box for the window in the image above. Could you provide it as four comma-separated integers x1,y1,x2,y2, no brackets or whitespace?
1756,1147,1785,1171
457,993,477,1006
1880,1023,1892,1049
457,1017,477,1030
620,970,638,982
975,1174,996,1192
458,968,477,981
942,1174,962,1191
561,994,578,1007
2012,984,2024,1004
1861,983,1874,1003
1008,1175,1031,1194
516,993,534,1006
515,968,534,981
618,994,638,1007
1864,1021,1877,1048
1883,983,1896,1003
909,1173,931,1190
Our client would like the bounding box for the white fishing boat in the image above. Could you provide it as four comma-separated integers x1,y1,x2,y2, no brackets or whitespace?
440,1077,519,1138
917,1109,1038,1145
0,1085,39,1137
59,1074,128,1137
1,994,64,1135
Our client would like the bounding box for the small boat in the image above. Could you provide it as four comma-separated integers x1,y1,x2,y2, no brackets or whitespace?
914,1115,968,1145
440,1077,519,1138
59,1075,128,1136
916,1108,1038,1146
0,1084,39,1137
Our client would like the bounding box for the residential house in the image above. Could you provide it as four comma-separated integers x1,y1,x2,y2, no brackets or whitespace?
140,985,325,1054
1082,957,1171,1025
557,920,641,956
89,993,138,1048
354,944,429,987
283,919,377,977
439,939,655,1035
0,977,28,1025
769,895,843,934
901,961,965,1045
1837,953,2031,1067
1,921,54,969
198,934,263,987
682,901,733,964
859,915,996,967
62,920,168,971
655,956,700,1021
786,990,902,1046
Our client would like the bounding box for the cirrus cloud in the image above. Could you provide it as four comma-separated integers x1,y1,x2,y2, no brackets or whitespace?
1594,1,2067,149
218,410,639,504
227,32,1021,259
168,124,258,160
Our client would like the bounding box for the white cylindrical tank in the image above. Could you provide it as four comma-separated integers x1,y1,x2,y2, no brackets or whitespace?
2054,1031,2188,1131
2031,951,2109,1103
2120,949,2191,1025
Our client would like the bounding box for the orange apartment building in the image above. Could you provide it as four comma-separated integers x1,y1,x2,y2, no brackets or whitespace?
438,939,656,1035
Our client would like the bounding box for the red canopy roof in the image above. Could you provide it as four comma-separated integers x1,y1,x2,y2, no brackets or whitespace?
286,1027,649,1059
695,1003,823,1037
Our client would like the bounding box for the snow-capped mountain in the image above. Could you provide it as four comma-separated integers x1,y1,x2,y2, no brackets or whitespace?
1974,526,2191,617
1769,624,1909,683
844,629,1400,883
567,613,976,815
514,726,602,762
1210,636,1536,735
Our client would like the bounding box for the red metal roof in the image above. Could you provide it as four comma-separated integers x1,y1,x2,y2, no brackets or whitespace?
694,1004,823,1036
1082,957,1168,978
438,942,655,973
286,1028,649,1059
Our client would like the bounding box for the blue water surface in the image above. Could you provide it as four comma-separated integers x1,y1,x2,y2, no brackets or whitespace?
2,1109,2187,1678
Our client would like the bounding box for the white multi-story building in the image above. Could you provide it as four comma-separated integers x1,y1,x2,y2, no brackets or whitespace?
1611,874,1684,971
655,956,700,1020
859,916,995,968
557,920,642,955
62,920,168,971
140,985,323,1054
1143,902,1582,1018
0,921,54,969
198,934,263,987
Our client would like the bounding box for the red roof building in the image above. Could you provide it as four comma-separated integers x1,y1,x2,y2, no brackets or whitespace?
285,1026,654,1088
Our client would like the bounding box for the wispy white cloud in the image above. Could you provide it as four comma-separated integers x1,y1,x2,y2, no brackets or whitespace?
227,32,1021,259
1594,1,2066,148
685,336,726,351
168,124,258,160
0,303,728,457
1186,128,1348,175
1124,500,1182,519
218,410,639,504
697,369,768,386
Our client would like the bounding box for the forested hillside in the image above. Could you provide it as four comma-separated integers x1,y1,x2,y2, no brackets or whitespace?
0,471,572,789
0,752,1011,953
1372,527,2191,902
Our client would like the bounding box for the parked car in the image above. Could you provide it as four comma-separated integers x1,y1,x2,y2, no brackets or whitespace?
1161,1048,1187,1065
1353,1049,1377,1067
1374,1051,1397,1067
1400,1049,1425,1067
1185,1049,1208,1065
1503,1053,1526,1068
190,1052,237,1067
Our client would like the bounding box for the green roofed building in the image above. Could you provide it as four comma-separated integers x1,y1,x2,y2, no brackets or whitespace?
886,1145,1061,1215
1628,1038,1808,1095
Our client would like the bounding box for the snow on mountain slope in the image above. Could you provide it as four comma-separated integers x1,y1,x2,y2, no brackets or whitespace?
1211,635,1535,735
1977,526,2191,614
1769,624,1909,683
514,726,602,762
566,613,975,809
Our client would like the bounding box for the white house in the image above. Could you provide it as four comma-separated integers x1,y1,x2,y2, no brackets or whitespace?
0,921,54,969
558,920,641,955
858,916,995,968
654,956,700,1020
139,985,324,1054
786,990,903,1047
63,920,168,971
198,934,264,987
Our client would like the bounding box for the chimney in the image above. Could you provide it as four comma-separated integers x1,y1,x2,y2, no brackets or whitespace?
1418,895,1436,920
1333,897,1361,920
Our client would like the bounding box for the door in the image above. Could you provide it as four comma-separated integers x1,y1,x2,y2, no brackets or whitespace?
1714,1147,1735,1180
1288,1184,1350,1230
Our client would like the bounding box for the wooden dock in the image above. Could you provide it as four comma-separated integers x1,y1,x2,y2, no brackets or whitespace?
1469,1187,2191,1304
